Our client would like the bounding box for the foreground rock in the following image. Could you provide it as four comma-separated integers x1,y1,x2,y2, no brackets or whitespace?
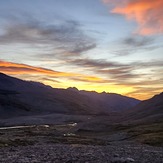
0,143,163,163
0,124,162,163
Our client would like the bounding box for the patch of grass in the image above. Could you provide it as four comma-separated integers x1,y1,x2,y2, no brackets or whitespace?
137,132,163,146
0,140,10,147
0,138,35,147
125,123,163,146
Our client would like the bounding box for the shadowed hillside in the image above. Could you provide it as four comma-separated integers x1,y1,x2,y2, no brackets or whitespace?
0,73,140,120
124,92,163,123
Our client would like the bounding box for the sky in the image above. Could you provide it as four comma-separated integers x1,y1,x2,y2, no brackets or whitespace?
0,0,163,100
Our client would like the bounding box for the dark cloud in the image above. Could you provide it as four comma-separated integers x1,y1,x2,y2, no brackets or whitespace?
133,60,163,68
1,21,76,44
69,43,97,55
0,14,96,58
67,57,163,83
69,58,127,68
67,58,136,82
41,77,61,83
97,69,139,79
110,35,158,57
123,36,153,47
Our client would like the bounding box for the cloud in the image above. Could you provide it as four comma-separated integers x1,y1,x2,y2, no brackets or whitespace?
41,78,61,83
69,58,127,68
102,0,163,35
109,35,158,56
68,57,163,84
122,36,153,47
68,58,133,77
0,14,96,58
67,58,141,83
69,76,111,84
68,43,97,55
125,86,163,100
0,60,72,77
68,58,140,80
0,60,109,84
0,16,78,45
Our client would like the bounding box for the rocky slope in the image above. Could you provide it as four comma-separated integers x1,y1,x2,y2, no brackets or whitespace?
0,125,163,163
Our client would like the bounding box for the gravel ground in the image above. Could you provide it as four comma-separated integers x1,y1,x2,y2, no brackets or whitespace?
0,124,163,163
0,142,163,163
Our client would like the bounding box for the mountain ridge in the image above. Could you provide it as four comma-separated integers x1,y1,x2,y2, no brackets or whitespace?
0,72,140,118
124,92,163,123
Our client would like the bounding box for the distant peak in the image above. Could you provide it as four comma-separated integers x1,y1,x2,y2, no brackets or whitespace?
0,72,10,79
67,87,79,92
101,91,107,94
153,92,163,98
0,72,7,76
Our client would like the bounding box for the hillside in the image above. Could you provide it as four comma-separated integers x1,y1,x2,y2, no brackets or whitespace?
125,92,163,123
0,73,140,120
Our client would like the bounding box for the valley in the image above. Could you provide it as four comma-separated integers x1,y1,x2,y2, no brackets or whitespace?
0,73,163,162
0,121,163,163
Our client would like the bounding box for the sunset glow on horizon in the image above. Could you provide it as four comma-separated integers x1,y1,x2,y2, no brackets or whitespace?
0,0,163,100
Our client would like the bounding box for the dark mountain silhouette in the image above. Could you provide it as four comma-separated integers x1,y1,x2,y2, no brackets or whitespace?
0,72,140,119
0,72,162,148
125,92,163,123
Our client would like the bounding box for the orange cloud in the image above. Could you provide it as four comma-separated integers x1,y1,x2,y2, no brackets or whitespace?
0,60,107,83
103,0,163,35
0,60,71,77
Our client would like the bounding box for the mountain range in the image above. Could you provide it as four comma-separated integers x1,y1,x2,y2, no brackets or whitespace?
0,72,162,126
0,72,139,116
